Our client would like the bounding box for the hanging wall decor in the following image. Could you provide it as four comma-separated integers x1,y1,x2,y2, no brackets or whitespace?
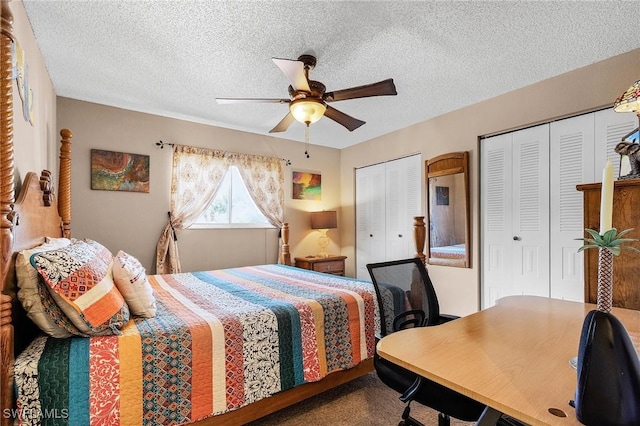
91,149,150,193
292,171,321,200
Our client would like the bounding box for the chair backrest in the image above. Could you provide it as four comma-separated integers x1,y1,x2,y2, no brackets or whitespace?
575,309,640,425
367,258,440,336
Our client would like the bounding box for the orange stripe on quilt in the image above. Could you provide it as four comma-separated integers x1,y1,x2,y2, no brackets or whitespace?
150,275,224,417
162,272,246,413
118,320,142,426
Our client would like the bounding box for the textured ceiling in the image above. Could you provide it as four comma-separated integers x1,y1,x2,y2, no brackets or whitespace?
22,1,640,149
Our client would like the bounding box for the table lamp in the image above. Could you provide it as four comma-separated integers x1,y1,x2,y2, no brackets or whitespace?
310,210,337,257
613,79,640,121
613,79,640,179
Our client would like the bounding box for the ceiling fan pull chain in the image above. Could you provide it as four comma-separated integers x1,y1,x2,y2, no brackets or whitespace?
305,123,310,158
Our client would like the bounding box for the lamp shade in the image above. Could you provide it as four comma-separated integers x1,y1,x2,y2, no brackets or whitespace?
310,210,337,229
613,80,640,115
290,99,327,124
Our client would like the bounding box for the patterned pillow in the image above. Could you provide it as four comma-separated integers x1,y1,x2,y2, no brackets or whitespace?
16,238,81,337
112,250,156,318
30,239,130,335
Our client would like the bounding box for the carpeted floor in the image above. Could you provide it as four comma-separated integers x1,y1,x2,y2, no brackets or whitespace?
246,372,474,426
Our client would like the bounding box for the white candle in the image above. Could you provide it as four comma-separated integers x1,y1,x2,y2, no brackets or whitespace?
599,159,614,234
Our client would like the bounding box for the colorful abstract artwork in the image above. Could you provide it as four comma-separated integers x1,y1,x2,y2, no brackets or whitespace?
292,171,321,200
91,149,150,192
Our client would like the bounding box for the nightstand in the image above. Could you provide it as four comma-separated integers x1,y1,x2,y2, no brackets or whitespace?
294,255,347,276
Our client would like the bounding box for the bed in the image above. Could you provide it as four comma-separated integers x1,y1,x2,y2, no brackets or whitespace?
429,244,466,260
0,4,426,425
0,154,405,426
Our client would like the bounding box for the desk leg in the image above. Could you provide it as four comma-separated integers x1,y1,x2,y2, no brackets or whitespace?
475,406,503,426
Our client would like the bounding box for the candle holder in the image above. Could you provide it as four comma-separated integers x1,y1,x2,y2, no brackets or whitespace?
577,227,639,312
596,248,614,312
577,228,640,313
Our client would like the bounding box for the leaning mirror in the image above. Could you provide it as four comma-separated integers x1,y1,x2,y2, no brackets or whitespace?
426,151,470,267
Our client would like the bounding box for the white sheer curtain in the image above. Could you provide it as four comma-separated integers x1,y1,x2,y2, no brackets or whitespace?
233,152,284,229
155,145,284,274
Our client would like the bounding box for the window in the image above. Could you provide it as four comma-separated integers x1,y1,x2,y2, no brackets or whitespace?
191,166,272,228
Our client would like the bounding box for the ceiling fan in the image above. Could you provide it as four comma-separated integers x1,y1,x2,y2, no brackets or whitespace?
216,54,397,134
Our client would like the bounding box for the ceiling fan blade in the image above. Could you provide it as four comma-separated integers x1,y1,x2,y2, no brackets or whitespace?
216,98,289,104
323,105,365,132
324,78,397,102
269,112,296,133
272,58,311,93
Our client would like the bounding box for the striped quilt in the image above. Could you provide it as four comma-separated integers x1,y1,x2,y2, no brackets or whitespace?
14,264,402,425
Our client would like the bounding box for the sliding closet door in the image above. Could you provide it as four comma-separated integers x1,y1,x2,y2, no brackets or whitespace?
481,133,514,307
355,163,386,279
511,125,551,299
549,114,595,301
385,155,421,260
355,154,422,279
482,124,550,308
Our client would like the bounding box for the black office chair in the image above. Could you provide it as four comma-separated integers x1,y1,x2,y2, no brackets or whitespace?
367,258,486,426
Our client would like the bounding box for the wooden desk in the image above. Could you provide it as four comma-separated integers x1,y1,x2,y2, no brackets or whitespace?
377,296,640,426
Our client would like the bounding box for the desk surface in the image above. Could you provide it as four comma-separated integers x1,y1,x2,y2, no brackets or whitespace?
377,296,640,426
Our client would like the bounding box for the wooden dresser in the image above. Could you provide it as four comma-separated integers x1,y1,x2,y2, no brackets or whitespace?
294,255,346,276
577,179,640,310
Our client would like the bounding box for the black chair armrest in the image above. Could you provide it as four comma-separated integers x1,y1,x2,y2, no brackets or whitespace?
438,313,459,323
399,376,424,403
393,309,426,331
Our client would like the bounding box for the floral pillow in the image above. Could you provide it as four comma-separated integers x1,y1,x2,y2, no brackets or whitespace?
112,250,156,318
16,238,81,337
30,239,130,335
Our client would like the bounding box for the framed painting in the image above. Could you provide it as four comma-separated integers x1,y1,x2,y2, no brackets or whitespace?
435,186,449,205
292,171,321,200
91,149,150,192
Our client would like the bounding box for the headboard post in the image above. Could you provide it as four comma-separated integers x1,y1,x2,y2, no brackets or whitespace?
413,216,426,265
1,1,15,424
58,129,72,238
279,222,291,266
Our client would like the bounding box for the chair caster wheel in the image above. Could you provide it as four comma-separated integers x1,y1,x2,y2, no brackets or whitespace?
398,422,406,426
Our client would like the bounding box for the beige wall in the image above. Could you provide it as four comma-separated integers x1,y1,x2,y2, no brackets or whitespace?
11,0,640,315
9,0,57,183
341,48,640,316
56,98,343,273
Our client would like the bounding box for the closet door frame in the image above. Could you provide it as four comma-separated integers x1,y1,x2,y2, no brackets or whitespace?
355,154,422,280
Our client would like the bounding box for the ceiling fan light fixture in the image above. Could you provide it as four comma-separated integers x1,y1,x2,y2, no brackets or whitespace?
290,98,327,124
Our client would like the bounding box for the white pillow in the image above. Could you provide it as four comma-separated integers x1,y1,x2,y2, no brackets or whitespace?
112,250,156,318
16,238,77,337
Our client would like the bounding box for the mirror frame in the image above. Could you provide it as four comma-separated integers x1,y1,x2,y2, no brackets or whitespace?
425,151,470,268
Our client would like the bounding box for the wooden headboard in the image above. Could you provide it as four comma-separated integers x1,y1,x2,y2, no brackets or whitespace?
1,2,73,423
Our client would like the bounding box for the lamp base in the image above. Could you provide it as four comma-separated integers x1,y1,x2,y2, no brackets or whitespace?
317,229,330,257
